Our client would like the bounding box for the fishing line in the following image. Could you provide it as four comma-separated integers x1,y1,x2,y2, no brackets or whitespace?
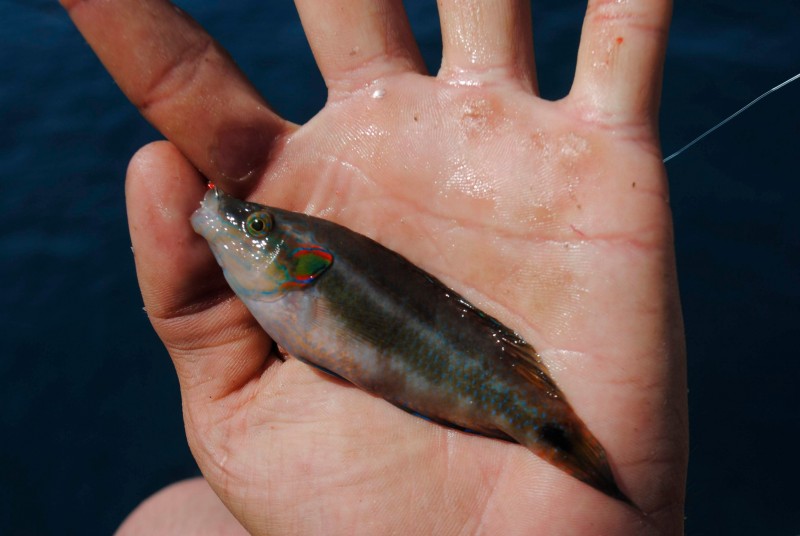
663,72,800,163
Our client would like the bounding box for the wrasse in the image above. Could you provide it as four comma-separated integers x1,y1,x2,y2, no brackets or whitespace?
191,188,631,504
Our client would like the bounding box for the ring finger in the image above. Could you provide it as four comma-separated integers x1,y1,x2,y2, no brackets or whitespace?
437,0,537,93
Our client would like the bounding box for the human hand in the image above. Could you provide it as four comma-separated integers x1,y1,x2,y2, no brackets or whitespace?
64,0,686,533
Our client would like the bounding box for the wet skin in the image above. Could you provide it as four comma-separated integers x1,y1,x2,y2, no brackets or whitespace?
62,0,688,534
193,190,632,503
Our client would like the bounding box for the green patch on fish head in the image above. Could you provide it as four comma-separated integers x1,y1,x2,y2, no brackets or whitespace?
191,189,333,301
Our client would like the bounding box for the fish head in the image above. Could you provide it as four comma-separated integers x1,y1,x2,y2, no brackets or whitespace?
191,188,333,301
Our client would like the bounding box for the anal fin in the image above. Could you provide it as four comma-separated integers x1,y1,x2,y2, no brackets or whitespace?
395,403,516,443
291,353,348,382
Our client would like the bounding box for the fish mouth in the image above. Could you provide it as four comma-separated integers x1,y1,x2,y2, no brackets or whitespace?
191,188,224,240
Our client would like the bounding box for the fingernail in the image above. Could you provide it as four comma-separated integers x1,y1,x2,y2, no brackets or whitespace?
208,121,271,183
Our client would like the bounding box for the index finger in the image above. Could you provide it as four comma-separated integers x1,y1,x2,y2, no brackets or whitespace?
61,0,290,189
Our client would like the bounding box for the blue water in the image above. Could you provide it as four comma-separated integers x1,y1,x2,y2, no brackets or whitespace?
1,1,798,534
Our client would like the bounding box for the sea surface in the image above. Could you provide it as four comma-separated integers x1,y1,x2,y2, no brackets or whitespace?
1,1,798,534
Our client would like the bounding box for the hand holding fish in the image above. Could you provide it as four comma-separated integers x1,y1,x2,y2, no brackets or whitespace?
63,0,687,534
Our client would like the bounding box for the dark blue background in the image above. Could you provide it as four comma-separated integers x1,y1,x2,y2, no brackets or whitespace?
2,1,798,534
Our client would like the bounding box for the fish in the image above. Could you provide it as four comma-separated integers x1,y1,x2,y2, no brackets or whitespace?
191,188,631,505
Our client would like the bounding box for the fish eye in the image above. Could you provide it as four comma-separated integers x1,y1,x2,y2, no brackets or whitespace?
245,211,272,238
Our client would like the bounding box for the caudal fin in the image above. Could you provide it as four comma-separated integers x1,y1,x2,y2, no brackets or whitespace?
527,420,637,508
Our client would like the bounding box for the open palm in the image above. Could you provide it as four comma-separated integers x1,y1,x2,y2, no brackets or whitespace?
64,0,686,533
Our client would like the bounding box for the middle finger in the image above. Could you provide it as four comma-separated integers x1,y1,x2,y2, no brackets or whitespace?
294,0,426,96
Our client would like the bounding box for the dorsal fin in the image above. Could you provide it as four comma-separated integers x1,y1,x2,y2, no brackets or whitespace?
500,334,561,396
453,295,562,397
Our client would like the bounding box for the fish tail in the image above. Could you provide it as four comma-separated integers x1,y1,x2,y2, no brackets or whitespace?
522,419,636,508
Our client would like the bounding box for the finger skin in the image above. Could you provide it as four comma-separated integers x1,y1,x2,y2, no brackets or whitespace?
61,0,290,189
437,0,537,92
116,478,248,535
80,1,688,532
570,0,672,129
125,141,271,400
294,0,426,95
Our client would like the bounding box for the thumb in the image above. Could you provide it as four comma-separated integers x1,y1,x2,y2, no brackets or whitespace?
125,141,272,404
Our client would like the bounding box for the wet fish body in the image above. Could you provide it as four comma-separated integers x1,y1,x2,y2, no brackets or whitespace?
192,189,629,503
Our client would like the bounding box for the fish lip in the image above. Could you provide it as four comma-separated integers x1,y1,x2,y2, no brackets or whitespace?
190,189,223,239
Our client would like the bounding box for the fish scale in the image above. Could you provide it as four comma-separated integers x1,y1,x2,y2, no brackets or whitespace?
191,188,632,506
